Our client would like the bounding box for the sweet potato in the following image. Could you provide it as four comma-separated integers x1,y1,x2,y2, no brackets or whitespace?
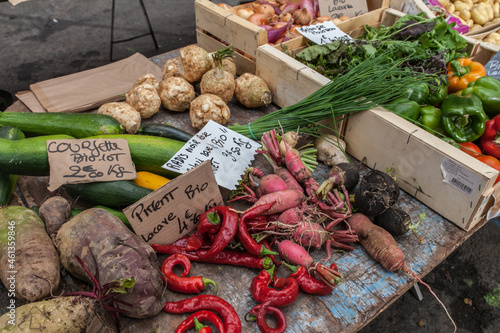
55,208,167,318
0,206,60,302
347,212,405,272
0,296,99,332
38,195,71,241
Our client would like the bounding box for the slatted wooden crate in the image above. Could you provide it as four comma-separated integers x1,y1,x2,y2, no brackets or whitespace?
255,8,498,230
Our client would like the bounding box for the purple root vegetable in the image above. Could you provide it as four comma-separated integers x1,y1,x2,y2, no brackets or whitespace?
277,240,341,287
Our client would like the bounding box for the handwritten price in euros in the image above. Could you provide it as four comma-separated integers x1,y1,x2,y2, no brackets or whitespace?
65,164,133,179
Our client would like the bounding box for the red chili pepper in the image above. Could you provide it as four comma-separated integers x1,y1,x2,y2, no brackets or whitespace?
247,301,287,333
481,115,500,159
160,254,217,294
186,230,205,251
151,244,275,270
198,207,224,234
173,235,212,250
163,295,242,333
174,310,225,333
238,202,278,257
197,206,239,260
250,267,299,307
282,262,334,295
246,215,273,233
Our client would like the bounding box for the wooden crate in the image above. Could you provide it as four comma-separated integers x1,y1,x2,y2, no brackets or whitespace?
255,8,497,230
194,0,432,76
256,8,476,108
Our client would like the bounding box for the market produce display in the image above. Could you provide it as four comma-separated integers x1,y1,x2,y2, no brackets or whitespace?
1,6,500,332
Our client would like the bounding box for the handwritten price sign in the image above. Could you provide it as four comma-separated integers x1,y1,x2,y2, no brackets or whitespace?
485,51,500,80
46,138,136,191
318,0,368,19
297,20,352,44
124,161,223,245
162,120,261,190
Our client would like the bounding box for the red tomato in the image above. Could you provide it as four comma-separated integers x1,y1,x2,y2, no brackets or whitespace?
476,155,500,184
459,142,482,158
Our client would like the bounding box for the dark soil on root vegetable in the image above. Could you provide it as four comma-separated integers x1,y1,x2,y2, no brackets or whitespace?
354,182,399,217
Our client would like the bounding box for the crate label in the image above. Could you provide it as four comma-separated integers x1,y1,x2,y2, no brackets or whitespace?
441,158,480,197
297,21,352,45
484,51,500,80
318,0,369,19
162,120,261,190
123,161,223,245
46,138,136,191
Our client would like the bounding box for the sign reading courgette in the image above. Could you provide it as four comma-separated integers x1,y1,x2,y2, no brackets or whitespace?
46,138,136,191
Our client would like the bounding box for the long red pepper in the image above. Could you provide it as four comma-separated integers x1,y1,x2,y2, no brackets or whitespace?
173,235,212,250
238,202,278,257
161,254,217,294
174,310,225,333
282,261,334,296
163,295,241,333
248,301,287,333
186,230,205,251
197,206,239,260
250,267,299,307
151,244,275,270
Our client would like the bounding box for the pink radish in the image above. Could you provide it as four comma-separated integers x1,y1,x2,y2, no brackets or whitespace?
277,239,341,287
251,189,305,216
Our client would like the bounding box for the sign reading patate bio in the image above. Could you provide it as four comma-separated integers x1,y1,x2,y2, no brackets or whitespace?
123,161,223,245
46,138,136,191
319,0,368,19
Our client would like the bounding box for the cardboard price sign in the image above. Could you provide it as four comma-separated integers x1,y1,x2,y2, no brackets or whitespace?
318,0,368,19
123,161,224,245
47,138,136,191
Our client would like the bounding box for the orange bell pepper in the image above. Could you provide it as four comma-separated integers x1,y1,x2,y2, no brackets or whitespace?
447,57,486,93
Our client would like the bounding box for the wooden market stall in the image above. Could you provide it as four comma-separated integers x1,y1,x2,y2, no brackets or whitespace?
0,46,497,332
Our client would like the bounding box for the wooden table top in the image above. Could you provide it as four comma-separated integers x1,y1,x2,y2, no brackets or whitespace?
0,49,484,332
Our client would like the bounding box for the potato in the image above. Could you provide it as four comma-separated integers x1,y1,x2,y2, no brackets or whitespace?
0,206,60,302
55,208,167,318
97,102,141,134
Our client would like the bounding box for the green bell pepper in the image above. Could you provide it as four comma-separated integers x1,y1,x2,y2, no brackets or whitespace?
462,76,500,117
419,105,442,132
440,93,487,143
383,97,421,122
403,82,430,104
425,81,448,107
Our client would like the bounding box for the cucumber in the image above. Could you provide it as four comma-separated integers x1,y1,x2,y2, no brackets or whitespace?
85,134,184,179
63,180,153,208
0,111,125,138
0,126,25,205
138,123,193,142
0,134,75,176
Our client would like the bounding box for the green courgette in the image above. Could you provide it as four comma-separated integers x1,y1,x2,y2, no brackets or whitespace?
85,134,184,179
0,111,125,138
63,180,153,208
0,134,75,176
138,123,193,142
0,126,25,205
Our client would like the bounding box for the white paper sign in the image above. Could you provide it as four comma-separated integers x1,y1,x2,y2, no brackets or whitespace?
297,21,352,45
162,121,261,190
